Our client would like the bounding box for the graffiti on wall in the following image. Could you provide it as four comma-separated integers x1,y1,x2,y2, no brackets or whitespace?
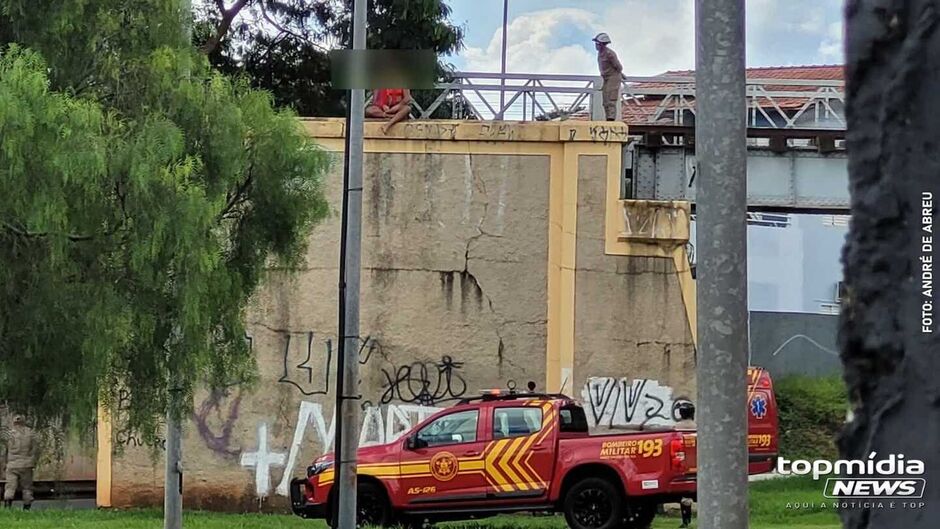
113,388,168,451
270,401,443,497
240,422,286,498
581,377,691,428
193,388,243,457
379,355,468,405
232,329,476,497
277,331,382,396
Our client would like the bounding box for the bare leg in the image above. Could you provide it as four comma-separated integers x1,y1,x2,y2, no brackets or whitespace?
365,105,387,119
381,105,412,134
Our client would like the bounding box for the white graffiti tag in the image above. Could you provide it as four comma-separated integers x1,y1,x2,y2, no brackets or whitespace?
240,422,286,498
273,402,442,496
582,377,688,428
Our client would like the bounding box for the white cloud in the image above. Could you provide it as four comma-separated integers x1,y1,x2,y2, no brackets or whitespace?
462,8,599,74
817,21,844,63
458,0,844,78
462,1,697,77
603,0,696,75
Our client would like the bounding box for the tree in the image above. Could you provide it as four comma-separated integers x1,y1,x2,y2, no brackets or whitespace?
536,105,587,121
195,0,466,117
0,0,329,444
840,1,940,527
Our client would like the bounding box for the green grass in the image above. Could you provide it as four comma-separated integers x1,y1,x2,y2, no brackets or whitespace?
0,477,840,529
0,509,320,529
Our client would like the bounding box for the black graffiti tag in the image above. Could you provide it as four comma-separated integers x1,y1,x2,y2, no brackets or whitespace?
379,356,468,406
277,332,381,396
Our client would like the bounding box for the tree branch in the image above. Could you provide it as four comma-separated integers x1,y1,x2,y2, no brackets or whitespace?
258,0,329,53
218,168,254,222
1,221,95,242
201,0,252,54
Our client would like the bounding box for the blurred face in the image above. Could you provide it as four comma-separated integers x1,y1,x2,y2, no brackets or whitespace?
594,41,603,51
12,415,24,425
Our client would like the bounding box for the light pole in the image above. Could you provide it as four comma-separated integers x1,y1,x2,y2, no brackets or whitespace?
694,0,750,528
333,0,367,528
498,0,508,119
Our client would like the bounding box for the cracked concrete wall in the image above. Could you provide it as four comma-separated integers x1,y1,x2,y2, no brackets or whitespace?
109,151,550,510
574,155,696,428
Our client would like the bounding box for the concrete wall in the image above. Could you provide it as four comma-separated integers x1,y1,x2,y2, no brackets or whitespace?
748,311,841,378
574,156,696,430
100,120,697,510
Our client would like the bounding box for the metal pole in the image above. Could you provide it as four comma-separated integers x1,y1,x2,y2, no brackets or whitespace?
164,384,183,529
165,4,191,529
334,0,366,528
694,1,749,529
498,0,508,119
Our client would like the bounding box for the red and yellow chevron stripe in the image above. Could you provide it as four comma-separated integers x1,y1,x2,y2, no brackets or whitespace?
317,400,557,494
481,401,554,492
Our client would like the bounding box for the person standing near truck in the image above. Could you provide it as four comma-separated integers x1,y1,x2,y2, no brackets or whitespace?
673,402,696,528
2,415,38,510
593,32,623,121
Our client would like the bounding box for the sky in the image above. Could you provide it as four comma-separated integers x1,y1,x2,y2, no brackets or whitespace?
447,0,845,76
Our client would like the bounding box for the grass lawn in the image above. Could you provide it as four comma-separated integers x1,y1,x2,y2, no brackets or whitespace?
0,476,840,529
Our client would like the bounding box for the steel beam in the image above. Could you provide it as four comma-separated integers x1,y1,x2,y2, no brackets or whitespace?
633,145,850,211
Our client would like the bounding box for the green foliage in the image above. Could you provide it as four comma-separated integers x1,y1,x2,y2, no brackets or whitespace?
199,0,465,117
0,1,329,441
776,375,849,460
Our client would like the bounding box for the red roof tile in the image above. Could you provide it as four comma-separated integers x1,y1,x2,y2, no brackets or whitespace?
570,65,844,123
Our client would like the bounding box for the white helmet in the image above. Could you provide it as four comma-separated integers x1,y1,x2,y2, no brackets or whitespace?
593,33,611,44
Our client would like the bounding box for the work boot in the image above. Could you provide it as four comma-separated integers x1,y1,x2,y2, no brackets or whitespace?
3,500,11,509
23,503,31,511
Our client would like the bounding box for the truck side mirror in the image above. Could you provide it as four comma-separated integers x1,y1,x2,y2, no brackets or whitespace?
406,435,428,450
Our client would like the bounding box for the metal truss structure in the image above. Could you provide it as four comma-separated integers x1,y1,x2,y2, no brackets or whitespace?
417,72,845,130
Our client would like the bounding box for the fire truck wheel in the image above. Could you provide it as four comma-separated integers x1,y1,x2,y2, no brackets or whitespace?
356,481,392,527
563,477,625,529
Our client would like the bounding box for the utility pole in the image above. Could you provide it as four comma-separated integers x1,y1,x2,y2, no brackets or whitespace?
498,0,508,119
164,3,191,529
694,1,749,529
165,369,183,529
333,0,366,528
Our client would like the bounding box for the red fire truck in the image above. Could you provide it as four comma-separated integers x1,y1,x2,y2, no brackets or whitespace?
291,368,778,529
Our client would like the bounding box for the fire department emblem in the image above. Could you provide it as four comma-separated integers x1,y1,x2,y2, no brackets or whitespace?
430,451,459,482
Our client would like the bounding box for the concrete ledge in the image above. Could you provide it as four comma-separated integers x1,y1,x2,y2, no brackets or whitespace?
300,118,629,144
618,200,691,244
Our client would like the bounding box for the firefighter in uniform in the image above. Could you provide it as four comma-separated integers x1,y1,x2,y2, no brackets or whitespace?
593,32,623,121
674,402,696,527
2,415,38,510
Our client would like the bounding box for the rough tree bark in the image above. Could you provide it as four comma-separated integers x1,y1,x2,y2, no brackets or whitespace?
841,0,940,527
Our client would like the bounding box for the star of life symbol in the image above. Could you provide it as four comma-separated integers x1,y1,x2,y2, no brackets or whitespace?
750,395,767,419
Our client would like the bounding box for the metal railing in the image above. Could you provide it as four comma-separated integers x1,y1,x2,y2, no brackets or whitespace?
417,71,845,129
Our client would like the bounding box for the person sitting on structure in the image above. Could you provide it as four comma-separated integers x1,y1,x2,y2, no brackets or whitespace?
366,88,414,134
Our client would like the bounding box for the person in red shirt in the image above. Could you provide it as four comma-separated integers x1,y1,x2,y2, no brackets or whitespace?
365,88,413,134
